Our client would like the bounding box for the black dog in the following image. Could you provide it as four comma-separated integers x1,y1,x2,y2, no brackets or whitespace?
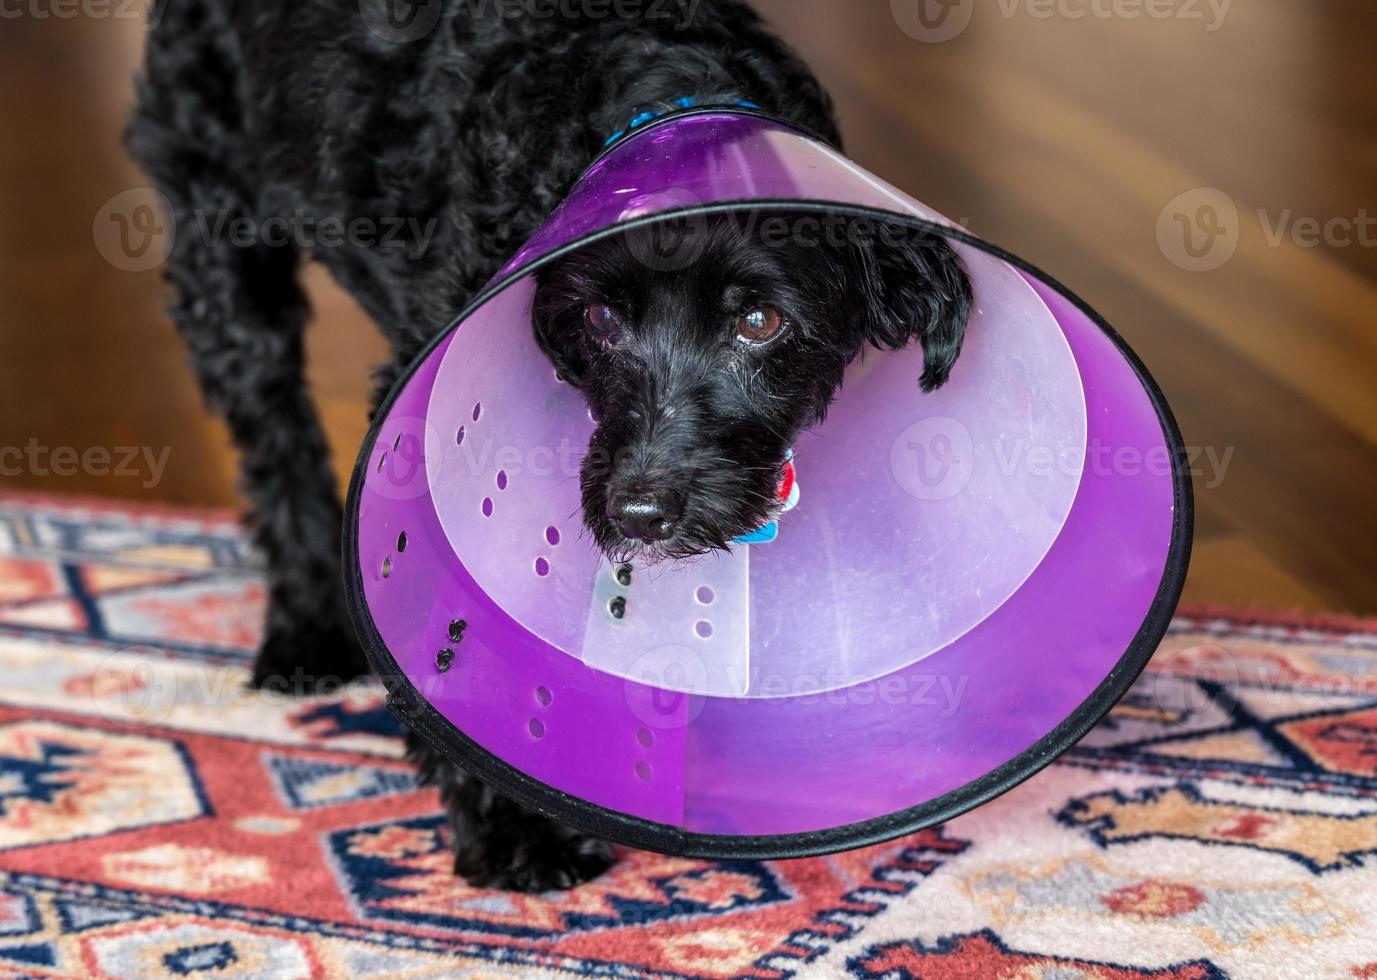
533,213,970,562
128,0,970,890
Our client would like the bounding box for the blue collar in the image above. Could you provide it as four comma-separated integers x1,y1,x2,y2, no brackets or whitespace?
604,97,760,148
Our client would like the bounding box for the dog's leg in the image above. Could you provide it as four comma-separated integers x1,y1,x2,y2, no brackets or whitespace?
157,223,364,692
127,3,367,692
406,731,615,892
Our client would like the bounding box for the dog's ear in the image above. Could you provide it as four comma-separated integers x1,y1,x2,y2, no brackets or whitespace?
847,228,973,392
531,277,589,388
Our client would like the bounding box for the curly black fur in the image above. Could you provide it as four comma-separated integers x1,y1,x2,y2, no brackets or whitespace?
127,0,966,891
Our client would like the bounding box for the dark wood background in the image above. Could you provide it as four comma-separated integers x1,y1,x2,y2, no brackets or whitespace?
1,2,1373,613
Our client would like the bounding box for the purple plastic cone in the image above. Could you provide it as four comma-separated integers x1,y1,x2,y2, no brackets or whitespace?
345,110,1191,857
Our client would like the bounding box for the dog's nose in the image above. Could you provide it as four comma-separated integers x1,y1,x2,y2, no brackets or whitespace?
608,491,682,542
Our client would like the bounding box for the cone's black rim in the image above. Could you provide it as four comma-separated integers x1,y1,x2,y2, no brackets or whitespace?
342,193,1194,860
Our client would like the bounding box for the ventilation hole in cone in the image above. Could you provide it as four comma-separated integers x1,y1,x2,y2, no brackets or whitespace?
481,497,493,517
636,728,654,747
396,532,408,553
528,718,545,738
534,556,550,577
535,686,552,707
381,557,392,579
471,402,482,422
695,586,714,605
545,525,560,546
634,761,652,781
455,425,466,446
694,620,713,639
496,470,508,491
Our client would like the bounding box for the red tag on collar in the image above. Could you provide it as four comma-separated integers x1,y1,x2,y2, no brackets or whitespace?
776,457,796,502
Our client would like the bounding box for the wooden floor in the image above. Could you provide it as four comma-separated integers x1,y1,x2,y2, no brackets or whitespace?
1,2,1374,614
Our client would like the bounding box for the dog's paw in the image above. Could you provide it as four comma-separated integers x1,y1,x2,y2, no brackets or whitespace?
453,833,615,892
249,619,370,695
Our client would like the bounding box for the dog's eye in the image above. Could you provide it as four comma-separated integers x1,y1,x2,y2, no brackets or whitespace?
585,303,624,341
736,306,786,344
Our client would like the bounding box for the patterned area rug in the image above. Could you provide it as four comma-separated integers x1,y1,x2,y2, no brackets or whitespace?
0,493,1373,979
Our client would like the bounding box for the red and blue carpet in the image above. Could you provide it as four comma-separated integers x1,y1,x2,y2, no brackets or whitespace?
0,493,1373,978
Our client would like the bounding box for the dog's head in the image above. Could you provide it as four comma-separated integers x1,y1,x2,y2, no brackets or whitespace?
532,210,972,562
